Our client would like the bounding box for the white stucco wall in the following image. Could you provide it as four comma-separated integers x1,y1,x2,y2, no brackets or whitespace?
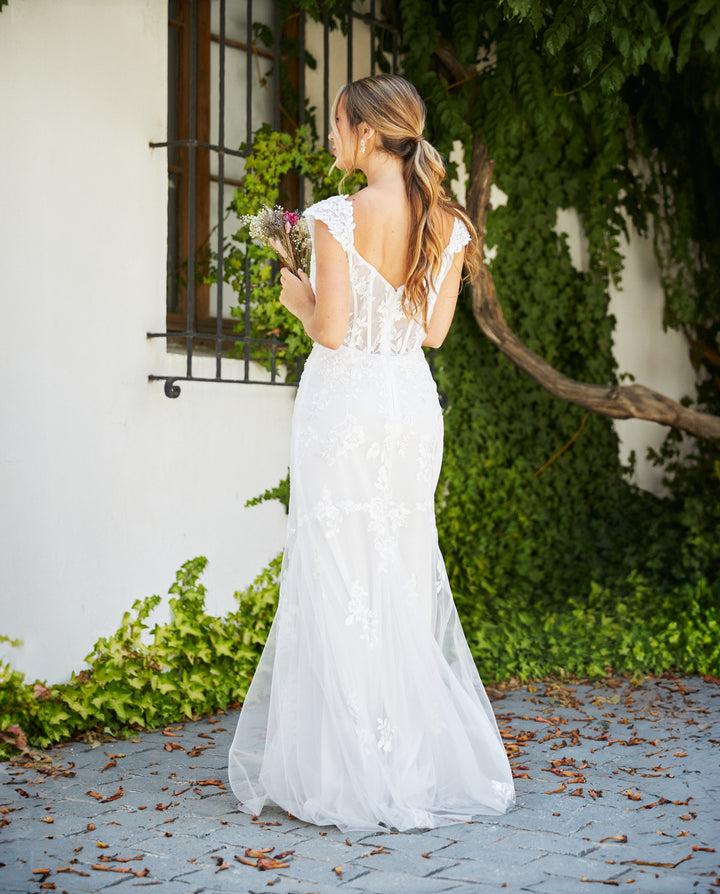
0,1,294,684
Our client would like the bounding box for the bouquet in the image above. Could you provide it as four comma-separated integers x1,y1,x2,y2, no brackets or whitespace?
241,205,312,277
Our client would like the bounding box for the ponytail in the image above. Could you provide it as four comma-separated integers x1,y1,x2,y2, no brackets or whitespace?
402,140,481,329
336,75,482,329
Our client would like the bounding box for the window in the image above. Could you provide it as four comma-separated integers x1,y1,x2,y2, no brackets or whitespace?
150,0,399,396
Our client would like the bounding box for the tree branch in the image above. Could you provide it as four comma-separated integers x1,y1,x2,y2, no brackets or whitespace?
465,135,720,442
433,38,473,83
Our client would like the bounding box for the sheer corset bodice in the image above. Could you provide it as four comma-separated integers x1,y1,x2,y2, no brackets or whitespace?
303,195,471,355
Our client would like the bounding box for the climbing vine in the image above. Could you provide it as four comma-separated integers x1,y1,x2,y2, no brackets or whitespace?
220,124,363,373
396,0,720,673
0,558,283,761
3,1,720,757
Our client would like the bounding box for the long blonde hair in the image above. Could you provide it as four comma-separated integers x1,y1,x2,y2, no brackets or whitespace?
331,74,481,329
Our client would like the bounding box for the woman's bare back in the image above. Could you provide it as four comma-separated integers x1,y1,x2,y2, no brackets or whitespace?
350,186,454,290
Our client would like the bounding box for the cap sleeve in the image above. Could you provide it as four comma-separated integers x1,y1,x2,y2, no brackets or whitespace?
303,195,355,253
447,217,471,255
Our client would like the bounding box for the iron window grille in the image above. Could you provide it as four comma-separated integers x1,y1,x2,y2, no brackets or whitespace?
148,0,400,397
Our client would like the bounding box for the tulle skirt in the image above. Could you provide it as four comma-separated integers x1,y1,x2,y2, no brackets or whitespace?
228,344,515,832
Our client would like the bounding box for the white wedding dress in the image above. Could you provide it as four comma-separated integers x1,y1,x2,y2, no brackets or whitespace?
228,195,515,832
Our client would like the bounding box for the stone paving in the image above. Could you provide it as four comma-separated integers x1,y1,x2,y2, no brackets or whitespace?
1,675,718,894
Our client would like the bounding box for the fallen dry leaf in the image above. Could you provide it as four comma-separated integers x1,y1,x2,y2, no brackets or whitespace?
333,866,343,878
257,857,291,870
101,786,124,803
40,816,54,823
545,783,567,794
620,854,693,869
637,797,670,810
97,854,142,863
245,847,274,858
599,835,627,843
91,864,149,877
211,855,229,872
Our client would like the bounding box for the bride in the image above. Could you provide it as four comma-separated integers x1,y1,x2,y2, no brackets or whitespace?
228,74,515,832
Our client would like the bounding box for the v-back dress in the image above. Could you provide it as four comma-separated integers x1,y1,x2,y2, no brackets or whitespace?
228,195,515,832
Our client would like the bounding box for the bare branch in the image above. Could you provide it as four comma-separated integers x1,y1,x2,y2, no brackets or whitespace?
433,39,473,83
465,136,720,441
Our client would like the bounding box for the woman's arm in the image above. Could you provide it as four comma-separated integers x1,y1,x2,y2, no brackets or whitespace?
278,220,350,350
422,248,465,349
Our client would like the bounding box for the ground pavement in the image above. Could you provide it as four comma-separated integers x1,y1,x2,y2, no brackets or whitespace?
1,675,718,894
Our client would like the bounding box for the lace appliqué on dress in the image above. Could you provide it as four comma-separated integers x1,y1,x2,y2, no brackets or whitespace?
302,197,471,356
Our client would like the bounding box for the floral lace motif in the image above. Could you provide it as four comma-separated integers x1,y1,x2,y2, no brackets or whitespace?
376,716,395,752
304,196,470,356
345,581,379,647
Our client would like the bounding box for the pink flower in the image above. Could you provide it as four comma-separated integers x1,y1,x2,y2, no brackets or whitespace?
283,211,300,228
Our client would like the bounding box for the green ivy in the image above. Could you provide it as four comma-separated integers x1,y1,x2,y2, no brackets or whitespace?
0,558,281,761
242,0,720,685
220,125,364,374
398,0,720,682
245,469,291,514
4,0,719,758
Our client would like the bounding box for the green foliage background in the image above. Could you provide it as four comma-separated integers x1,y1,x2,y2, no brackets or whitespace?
394,0,720,679
0,558,281,761
2,0,720,757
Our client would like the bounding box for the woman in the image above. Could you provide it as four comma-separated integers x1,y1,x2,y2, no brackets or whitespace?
228,74,515,832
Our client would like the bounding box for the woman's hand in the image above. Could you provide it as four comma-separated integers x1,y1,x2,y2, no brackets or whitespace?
279,267,315,322
278,220,349,349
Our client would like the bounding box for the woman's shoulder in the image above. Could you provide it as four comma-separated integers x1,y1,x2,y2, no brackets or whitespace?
303,195,354,249
304,194,353,220
443,211,471,254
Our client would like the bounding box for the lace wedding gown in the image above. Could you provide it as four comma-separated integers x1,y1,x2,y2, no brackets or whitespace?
228,195,515,832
